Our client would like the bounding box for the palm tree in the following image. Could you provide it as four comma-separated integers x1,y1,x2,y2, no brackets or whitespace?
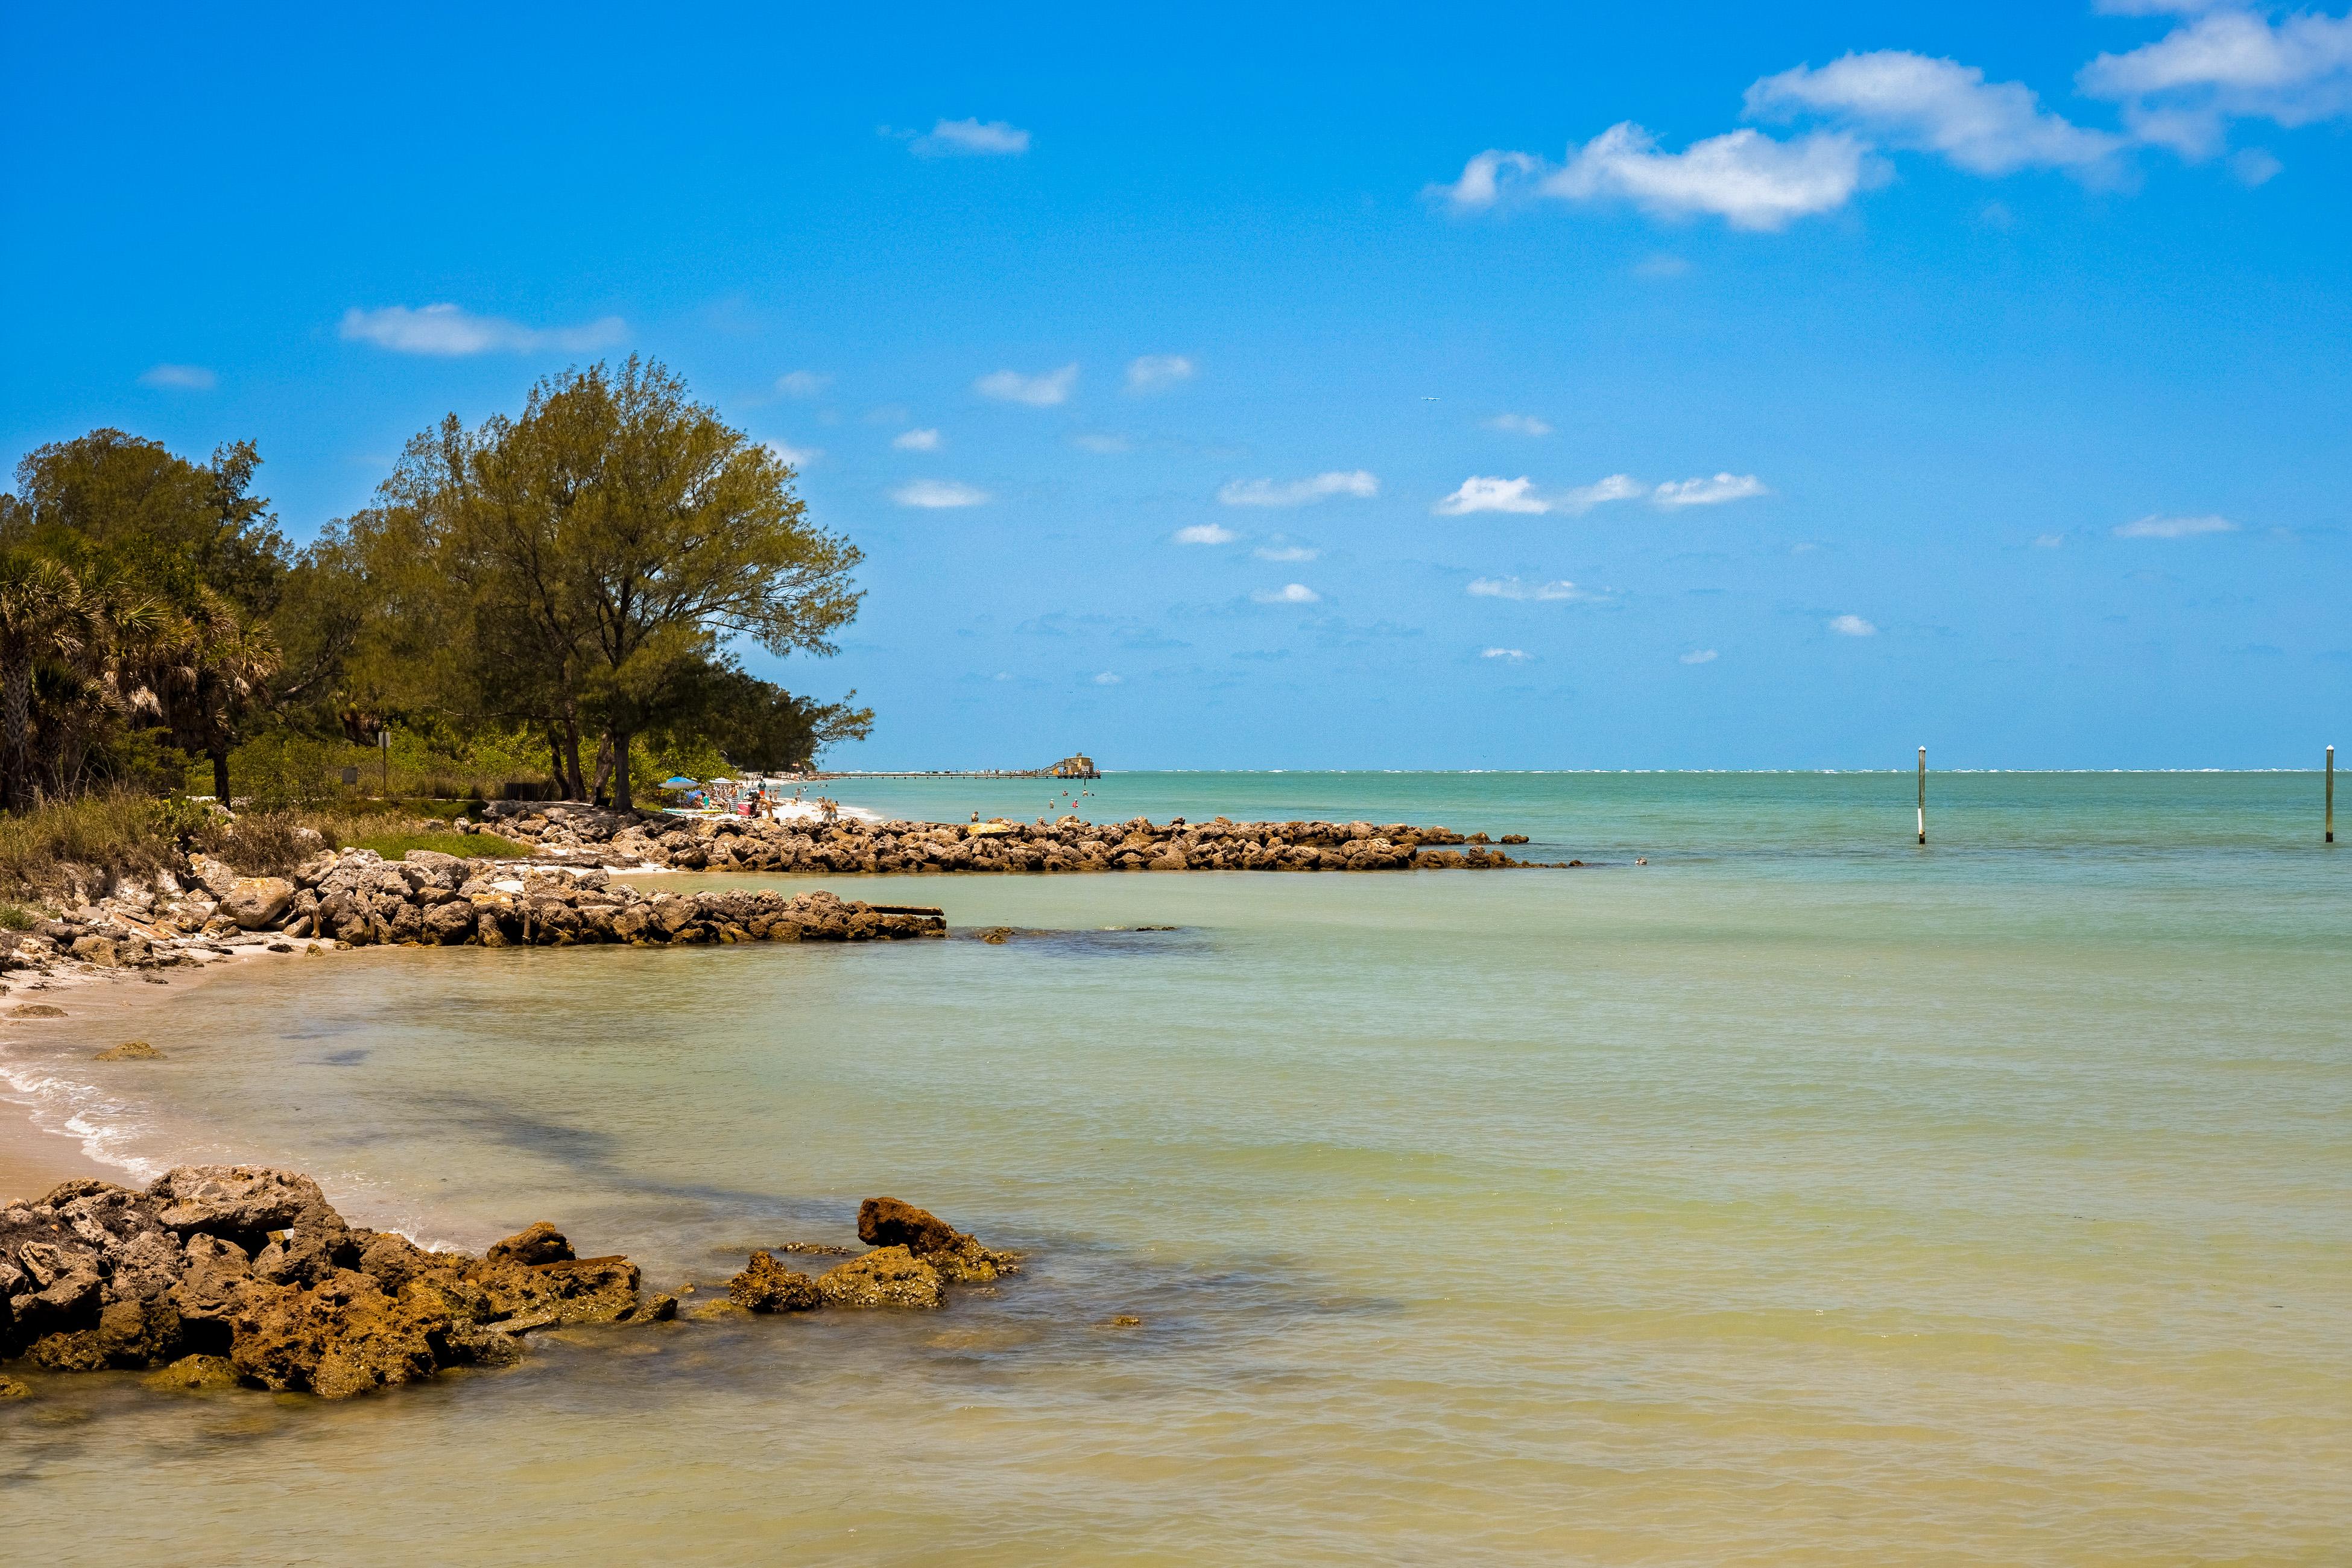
0,551,86,811
144,590,280,801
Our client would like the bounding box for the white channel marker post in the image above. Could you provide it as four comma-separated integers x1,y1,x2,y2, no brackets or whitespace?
1917,746,1927,846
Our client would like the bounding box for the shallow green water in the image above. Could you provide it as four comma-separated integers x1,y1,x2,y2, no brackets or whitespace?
3,773,2347,1564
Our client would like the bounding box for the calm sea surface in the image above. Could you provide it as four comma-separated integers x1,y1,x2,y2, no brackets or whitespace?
3,773,2347,1564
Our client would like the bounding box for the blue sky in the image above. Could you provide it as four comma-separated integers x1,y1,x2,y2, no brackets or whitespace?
5,2,2348,769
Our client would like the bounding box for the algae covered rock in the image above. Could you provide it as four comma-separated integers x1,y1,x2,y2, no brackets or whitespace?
855,1197,1021,1282
727,1251,820,1313
93,1040,163,1060
816,1246,944,1310
142,1353,239,1391
485,1221,575,1267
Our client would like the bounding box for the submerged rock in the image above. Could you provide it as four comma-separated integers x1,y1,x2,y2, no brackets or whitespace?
141,1353,239,1391
817,1246,944,1310
93,1041,163,1060
727,1251,820,1314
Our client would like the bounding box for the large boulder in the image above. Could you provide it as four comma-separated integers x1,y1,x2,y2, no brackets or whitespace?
220,877,296,931
857,1196,961,1254
151,1165,339,1248
727,1251,820,1313
229,1269,446,1400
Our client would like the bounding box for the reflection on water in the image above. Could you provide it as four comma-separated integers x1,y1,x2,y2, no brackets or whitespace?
2,773,2348,1564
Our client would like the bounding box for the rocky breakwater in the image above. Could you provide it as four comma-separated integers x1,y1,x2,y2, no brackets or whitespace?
0,1166,666,1400
481,800,1534,874
0,848,945,984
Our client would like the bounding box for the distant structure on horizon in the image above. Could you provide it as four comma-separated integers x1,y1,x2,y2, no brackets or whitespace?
1051,753,1099,779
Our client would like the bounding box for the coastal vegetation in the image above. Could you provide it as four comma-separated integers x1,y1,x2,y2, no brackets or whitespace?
0,357,870,895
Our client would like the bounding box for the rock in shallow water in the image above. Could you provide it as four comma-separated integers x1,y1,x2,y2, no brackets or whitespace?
816,1246,944,1310
727,1251,820,1313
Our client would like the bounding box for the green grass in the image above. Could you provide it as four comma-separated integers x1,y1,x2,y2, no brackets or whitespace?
0,903,35,931
347,831,533,862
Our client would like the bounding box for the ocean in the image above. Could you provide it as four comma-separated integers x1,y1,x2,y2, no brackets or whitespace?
3,772,2347,1564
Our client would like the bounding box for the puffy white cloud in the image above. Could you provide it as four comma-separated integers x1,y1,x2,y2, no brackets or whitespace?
776,370,831,397
1434,473,1644,516
893,428,941,450
339,303,625,356
1680,648,1719,665
1092,671,1122,686
1125,355,1195,392
1435,476,1548,516
1467,577,1591,601
2081,9,2352,147
976,364,1078,406
1829,613,1878,636
1433,124,1874,229
1172,523,1239,545
893,479,989,508
2113,512,2237,537
765,440,823,467
139,363,215,390
1747,52,2126,178
911,118,1031,157
1253,543,1319,562
1485,413,1553,436
1481,647,1532,662
1253,583,1321,604
1219,470,1378,507
1652,473,1769,507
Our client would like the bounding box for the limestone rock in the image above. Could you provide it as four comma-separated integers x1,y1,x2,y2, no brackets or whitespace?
141,1353,239,1391
857,1196,962,1255
93,1040,163,1060
97,1295,184,1367
0,1373,28,1399
485,1221,575,1267
151,1165,338,1249
727,1251,820,1313
815,1246,944,1310
221,877,297,931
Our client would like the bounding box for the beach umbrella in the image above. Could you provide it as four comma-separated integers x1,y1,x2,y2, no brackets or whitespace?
661,776,700,788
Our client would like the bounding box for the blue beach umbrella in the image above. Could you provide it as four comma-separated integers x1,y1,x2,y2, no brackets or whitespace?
661,776,699,788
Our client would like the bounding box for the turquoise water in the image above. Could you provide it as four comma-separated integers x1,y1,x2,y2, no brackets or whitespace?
2,773,2347,1564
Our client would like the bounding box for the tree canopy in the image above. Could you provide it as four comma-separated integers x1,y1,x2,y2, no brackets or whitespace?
0,361,871,811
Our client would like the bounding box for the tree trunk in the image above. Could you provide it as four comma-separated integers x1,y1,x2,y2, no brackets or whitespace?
587,732,615,806
545,724,566,797
561,709,587,801
611,726,632,811
211,744,231,804
2,657,28,814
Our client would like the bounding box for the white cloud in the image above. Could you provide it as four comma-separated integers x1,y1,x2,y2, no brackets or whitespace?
1481,647,1532,662
893,428,942,450
1172,523,1239,545
1468,577,1592,601
1653,473,1769,507
1748,51,2126,178
1436,476,1549,516
1680,648,1719,665
975,364,1078,406
776,370,831,397
2232,146,2284,184
139,363,215,390
1435,473,1643,516
2081,9,2352,150
893,479,989,508
1253,583,1321,604
1441,123,1878,230
765,440,823,467
2035,533,2066,548
1219,470,1379,507
338,303,625,356
1092,671,1122,686
1485,413,1553,436
1070,432,1131,454
1829,613,1878,636
911,118,1031,157
1253,543,1318,562
2114,512,2237,537
1125,355,1195,393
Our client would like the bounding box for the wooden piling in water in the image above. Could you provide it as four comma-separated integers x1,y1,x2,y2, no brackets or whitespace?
1917,747,1927,846
2329,745,2336,844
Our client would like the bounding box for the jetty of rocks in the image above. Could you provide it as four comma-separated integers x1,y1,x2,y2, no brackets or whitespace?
1,1173,1022,1403
0,846,944,985
0,1166,665,1400
482,800,1531,875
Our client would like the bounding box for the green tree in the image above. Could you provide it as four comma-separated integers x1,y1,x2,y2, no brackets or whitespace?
0,552,87,810
364,357,862,808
